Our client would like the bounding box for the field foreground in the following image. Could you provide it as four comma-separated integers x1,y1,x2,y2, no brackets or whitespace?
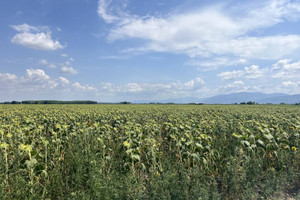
0,104,300,199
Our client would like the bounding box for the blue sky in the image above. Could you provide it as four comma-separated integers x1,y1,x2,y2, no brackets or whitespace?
1,0,300,102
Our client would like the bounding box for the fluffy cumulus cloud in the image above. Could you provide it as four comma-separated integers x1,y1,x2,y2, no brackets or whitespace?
224,81,244,89
278,80,300,94
61,66,78,75
73,82,98,92
243,65,264,79
0,72,18,90
0,72,17,82
1,69,208,102
215,58,300,95
25,68,50,81
271,59,300,78
59,77,70,86
218,65,264,80
282,81,300,87
98,0,300,61
218,70,244,80
216,80,263,94
0,69,100,101
10,24,64,50
0,69,59,94
218,59,300,81
21,69,59,90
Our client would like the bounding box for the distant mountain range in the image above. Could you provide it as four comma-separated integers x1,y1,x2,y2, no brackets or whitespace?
201,92,297,104
136,92,300,104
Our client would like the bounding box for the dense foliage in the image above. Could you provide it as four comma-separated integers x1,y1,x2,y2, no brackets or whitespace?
0,105,299,199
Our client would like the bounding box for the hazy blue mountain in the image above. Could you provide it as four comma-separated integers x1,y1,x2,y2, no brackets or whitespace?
201,92,286,104
259,94,300,104
133,92,300,104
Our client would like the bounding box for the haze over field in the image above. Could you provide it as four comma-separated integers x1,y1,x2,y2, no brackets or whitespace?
1,0,300,102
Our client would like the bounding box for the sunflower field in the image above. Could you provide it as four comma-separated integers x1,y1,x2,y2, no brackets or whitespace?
0,104,299,199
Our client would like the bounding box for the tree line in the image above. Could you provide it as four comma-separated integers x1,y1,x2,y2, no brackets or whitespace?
0,100,98,104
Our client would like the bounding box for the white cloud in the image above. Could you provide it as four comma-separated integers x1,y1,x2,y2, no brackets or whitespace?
183,77,205,89
73,82,98,92
238,59,247,65
244,0,300,28
244,65,264,79
274,80,300,94
225,35,300,60
215,59,300,95
0,72,17,81
272,59,292,70
61,66,78,75
97,0,128,23
39,59,57,68
11,23,64,50
73,82,86,90
98,0,117,23
22,69,58,89
282,81,300,87
47,64,57,69
0,69,101,101
218,65,264,80
100,82,114,92
11,32,64,50
271,59,300,78
224,81,244,89
0,72,18,90
59,77,70,85
39,59,48,65
11,24,40,32
0,69,59,94
99,77,207,100
218,70,244,80
216,81,264,95
98,0,300,60
61,53,68,57
187,57,245,70
25,68,50,81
